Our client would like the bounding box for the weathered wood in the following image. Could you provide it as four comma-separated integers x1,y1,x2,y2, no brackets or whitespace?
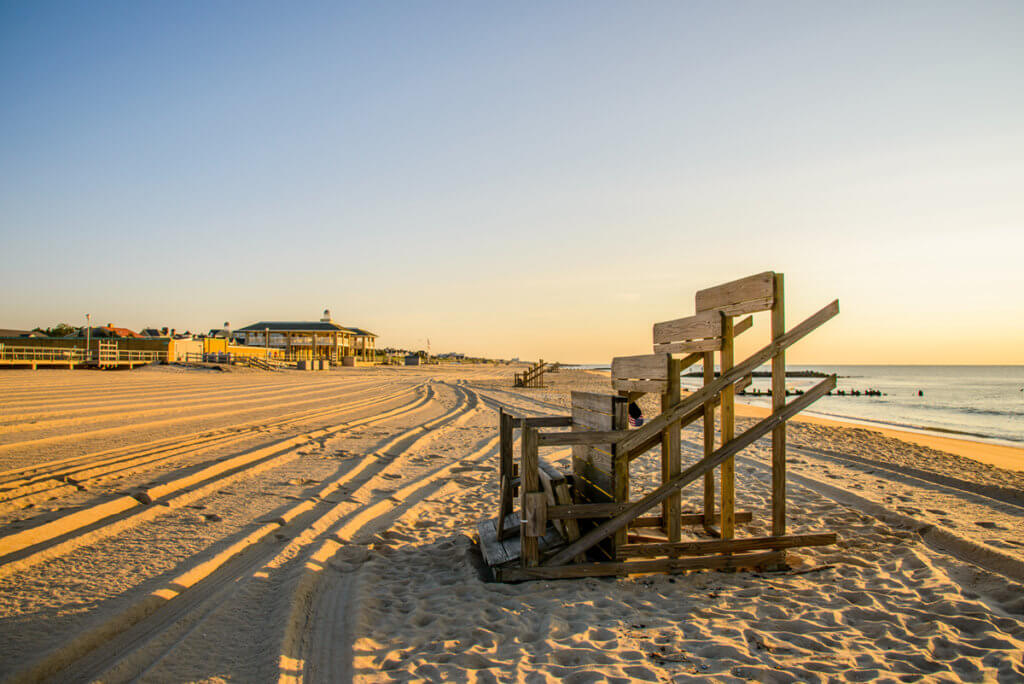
477,517,509,566
653,310,722,345
612,397,629,551
617,300,839,455
514,415,573,428
571,391,626,415
702,350,715,528
497,551,785,581
612,353,671,380
653,337,722,354
538,429,627,446
497,410,515,542
522,492,547,537
572,406,615,431
610,378,670,393
520,426,540,566
720,314,735,540
696,271,775,317
611,354,670,394
542,375,836,567
662,357,682,543
632,511,753,527
616,532,837,559
772,273,787,537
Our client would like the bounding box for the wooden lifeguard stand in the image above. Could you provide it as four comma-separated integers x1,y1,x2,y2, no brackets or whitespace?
477,271,840,581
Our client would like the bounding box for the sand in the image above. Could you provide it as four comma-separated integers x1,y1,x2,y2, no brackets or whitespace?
0,364,1022,682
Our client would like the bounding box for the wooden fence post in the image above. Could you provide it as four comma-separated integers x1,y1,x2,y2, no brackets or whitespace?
702,351,716,530
772,273,786,536
720,314,735,540
520,425,540,567
661,357,682,542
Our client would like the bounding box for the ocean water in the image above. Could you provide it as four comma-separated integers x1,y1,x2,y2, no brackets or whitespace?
570,365,1024,446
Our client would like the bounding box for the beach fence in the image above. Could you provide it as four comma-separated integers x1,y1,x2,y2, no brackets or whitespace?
514,360,551,388
478,271,840,581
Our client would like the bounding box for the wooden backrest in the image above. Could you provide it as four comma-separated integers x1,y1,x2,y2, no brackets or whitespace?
652,310,722,354
695,271,775,317
610,353,671,393
570,391,627,507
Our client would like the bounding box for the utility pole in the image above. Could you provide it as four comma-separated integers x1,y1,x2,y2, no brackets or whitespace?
85,313,91,364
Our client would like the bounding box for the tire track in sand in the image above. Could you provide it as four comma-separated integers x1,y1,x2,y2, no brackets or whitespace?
23,383,479,684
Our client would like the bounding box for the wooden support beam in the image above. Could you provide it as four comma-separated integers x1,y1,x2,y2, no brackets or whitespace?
772,273,787,537
542,375,836,567
497,551,784,581
702,350,715,529
520,426,540,566
537,430,628,446
497,410,515,542
616,299,839,456
616,532,837,559
720,314,735,540
632,511,753,527
661,357,681,542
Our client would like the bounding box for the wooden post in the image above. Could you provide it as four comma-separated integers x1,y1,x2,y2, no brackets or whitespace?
497,410,515,540
612,399,629,552
702,351,715,529
720,314,735,539
520,425,540,567
661,357,681,542
772,273,786,536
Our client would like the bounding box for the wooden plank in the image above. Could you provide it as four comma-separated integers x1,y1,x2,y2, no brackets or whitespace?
548,502,625,519
611,353,670,381
653,337,722,354
571,391,624,415
734,315,754,336
652,310,722,346
476,518,508,566
617,300,839,455
497,410,514,542
702,351,715,528
632,511,753,527
661,357,681,543
512,416,573,428
572,457,615,502
571,406,614,431
721,315,735,540
497,551,785,581
612,397,629,552
538,430,627,446
617,532,837,559
542,375,836,567
520,427,540,566
696,271,776,316
522,492,547,537
772,273,787,537
611,378,668,393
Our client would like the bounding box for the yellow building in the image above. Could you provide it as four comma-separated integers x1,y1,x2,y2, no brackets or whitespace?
235,310,377,362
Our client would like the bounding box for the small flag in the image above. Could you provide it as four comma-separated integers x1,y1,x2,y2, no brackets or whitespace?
629,415,644,428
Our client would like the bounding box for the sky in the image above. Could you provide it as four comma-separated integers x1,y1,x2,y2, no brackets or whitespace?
1,1,1022,364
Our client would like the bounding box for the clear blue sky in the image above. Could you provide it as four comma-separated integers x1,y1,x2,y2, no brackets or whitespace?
2,1,1022,363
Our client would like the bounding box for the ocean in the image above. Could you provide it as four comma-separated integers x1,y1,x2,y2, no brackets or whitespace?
568,365,1024,447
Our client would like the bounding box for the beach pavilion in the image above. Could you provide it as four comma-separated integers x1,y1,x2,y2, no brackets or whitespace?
235,310,377,363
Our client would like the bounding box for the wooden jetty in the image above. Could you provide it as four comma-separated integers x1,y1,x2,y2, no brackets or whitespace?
478,271,840,581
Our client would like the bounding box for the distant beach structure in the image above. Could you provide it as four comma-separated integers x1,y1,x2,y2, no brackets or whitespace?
235,309,377,363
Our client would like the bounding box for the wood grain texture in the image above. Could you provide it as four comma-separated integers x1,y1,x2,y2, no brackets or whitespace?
611,354,670,380
772,272,787,537
616,532,836,558
696,271,775,316
653,310,722,345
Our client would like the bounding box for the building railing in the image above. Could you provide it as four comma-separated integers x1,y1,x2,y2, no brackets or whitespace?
0,345,166,364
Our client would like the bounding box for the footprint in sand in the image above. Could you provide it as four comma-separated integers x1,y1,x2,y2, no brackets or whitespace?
939,518,958,527
974,521,1004,530
897,506,921,515
926,509,947,515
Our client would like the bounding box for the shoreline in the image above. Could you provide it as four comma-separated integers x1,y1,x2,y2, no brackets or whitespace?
729,399,1024,472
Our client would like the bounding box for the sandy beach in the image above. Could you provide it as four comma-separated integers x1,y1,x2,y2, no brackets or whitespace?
0,364,1022,682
